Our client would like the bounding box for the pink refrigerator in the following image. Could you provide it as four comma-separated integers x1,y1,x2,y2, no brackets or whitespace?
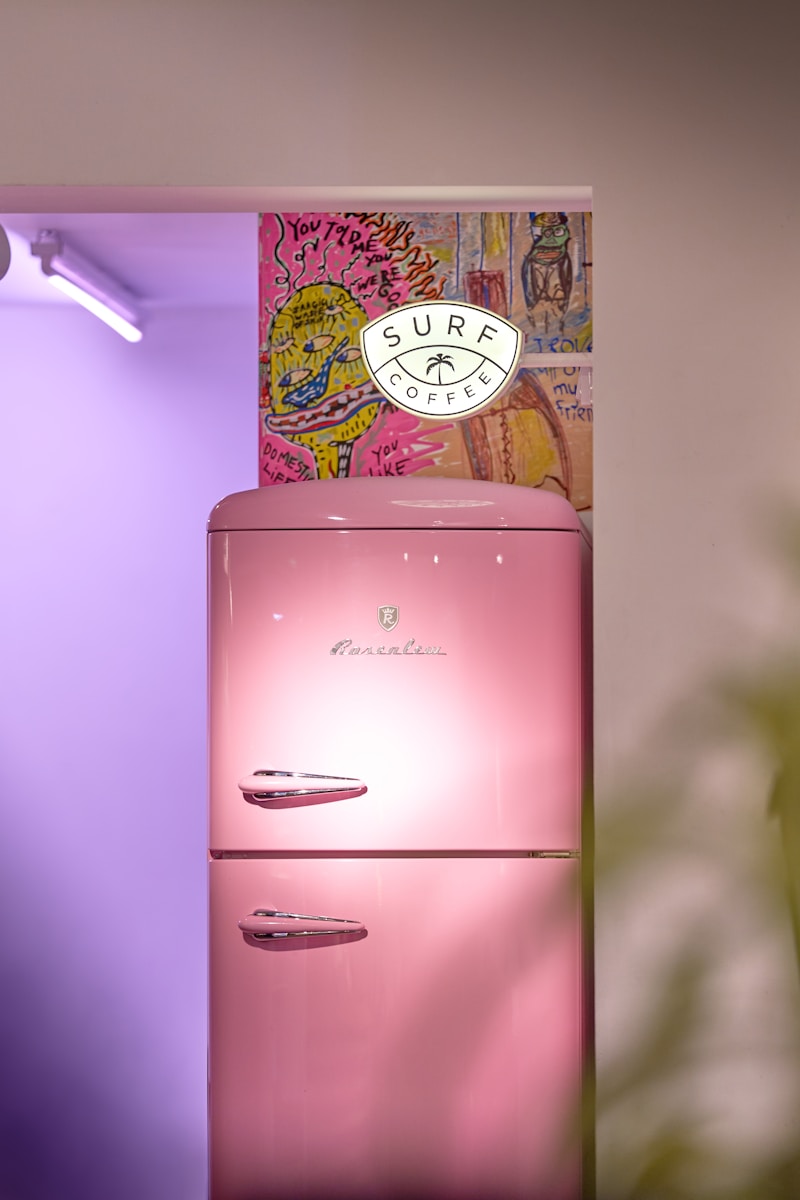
208,476,592,1200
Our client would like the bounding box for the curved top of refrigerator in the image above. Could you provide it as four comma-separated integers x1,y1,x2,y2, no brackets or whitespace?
208,476,582,533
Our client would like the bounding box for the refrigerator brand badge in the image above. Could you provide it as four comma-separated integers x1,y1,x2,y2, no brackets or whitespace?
330,638,446,656
359,300,523,421
378,605,399,631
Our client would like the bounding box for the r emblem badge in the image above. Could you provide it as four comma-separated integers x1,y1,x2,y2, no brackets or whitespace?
377,605,399,632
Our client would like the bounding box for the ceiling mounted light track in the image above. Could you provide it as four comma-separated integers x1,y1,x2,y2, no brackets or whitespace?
30,230,143,343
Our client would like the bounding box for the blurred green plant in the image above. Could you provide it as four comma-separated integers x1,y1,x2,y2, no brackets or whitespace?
593,532,800,1199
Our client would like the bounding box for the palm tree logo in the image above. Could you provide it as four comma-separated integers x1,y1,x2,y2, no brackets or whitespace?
426,353,455,385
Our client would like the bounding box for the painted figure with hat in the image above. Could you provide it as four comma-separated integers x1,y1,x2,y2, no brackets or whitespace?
521,212,573,331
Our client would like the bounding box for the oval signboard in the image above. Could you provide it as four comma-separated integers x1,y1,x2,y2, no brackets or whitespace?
360,300,523,421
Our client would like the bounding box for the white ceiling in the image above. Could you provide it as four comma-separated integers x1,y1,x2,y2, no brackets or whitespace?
0,212,258,308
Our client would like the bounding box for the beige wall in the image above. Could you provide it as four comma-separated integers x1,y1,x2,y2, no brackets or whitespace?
3,0,796,756
3,0,799,1180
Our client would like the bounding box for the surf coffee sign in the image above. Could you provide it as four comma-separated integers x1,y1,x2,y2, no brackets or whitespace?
360,300,523,421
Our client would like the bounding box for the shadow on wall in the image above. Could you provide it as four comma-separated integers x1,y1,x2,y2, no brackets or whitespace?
0,942,203,1200
594,511,800,1199
0,303,256,1200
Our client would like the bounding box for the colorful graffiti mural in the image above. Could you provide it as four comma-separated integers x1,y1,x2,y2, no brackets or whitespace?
259,211,592,509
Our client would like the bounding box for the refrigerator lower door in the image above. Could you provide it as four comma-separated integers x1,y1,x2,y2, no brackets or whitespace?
210,856,583,1200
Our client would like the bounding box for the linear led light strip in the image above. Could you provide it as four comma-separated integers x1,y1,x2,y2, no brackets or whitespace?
30,230,143,343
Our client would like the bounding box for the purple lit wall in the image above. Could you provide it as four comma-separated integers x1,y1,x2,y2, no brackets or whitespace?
0,303,256,1199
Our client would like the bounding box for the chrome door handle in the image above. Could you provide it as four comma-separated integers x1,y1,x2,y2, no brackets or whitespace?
238,908,366,938
237,770,367,801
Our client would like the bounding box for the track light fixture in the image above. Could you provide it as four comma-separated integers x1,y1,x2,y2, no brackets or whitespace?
31,230,143,343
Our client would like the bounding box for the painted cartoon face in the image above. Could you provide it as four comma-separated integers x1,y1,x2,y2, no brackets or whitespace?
531,212,570,258
269,284,368,406
535,223,569,250
266,283,380,479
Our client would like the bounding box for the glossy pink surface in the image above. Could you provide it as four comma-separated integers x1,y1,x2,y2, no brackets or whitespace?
210,856,582,1200
208,475,582,534
209,527,583,852
208,478,590,1199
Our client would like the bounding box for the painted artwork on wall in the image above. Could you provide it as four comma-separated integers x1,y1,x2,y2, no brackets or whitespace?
258,211,592,510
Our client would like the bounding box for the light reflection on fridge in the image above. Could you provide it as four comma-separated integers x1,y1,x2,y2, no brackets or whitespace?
208,477,590,1200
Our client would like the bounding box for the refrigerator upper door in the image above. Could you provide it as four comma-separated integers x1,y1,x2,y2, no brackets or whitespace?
209,855,583,1200
209,526,583,852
